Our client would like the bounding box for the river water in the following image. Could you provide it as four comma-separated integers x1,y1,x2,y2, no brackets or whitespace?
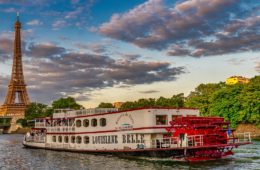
0,134,259,170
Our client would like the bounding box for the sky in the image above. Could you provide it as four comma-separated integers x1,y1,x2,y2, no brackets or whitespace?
0,0,259,108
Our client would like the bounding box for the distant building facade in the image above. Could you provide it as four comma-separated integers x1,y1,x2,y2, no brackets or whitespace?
226,76,250,85
113,102,124,109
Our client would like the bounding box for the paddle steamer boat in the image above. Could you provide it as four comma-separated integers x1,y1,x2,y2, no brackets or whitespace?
23,107,252,161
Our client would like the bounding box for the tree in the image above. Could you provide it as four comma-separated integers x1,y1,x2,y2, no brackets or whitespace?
18,102,53,127
239,76,260,126
120,101,137,110
98,102,114,108
155,93,184,107
209,84,244,128
52,97,83,110
25,102,50,120
169,93,184,107
185,83,224,115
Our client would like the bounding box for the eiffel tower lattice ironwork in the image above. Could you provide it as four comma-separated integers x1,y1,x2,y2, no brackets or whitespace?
0,14,30,121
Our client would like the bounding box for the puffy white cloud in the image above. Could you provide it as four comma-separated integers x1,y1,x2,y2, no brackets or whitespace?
99,0,259,57
26,19,43,26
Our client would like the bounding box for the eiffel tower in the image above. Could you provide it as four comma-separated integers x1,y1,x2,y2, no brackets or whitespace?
0,14,30,131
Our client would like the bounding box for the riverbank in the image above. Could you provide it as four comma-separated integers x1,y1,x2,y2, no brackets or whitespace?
235,124,260,139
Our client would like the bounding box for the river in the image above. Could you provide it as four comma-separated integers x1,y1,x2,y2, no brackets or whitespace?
0,134,259,170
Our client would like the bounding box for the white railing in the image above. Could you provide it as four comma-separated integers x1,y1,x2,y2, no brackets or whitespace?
53,108,118,118
228,132,251,144
146,133,251,149
35,122,45,128
46,126,75,132
148,135,203,149
186,135,204,147
149,137,179,149
73,108,118,116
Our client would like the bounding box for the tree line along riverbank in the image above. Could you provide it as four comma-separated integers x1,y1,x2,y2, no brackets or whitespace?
16,76,259,132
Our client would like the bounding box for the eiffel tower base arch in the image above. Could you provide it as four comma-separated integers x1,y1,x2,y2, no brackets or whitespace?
0,105,25,133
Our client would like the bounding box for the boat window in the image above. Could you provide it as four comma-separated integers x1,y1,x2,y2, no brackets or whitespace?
100,118,106,127
52,136,56,142
58,136,62,143
76,136,82,144
76,120,82,127
91,118,97,127
69,119,74,126
64,136,69,143
84,136,90,144
156,115,168,125
83,119,89,127
71,136,75,143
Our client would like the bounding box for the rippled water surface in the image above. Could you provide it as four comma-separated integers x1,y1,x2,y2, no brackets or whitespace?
0,134,259,170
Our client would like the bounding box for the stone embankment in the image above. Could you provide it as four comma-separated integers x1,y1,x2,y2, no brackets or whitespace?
12,127,31,134
235,124,260,139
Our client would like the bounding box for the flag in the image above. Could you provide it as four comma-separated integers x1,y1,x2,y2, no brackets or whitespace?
227,125,231,138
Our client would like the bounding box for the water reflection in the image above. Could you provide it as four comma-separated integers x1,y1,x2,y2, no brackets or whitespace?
0,135,259,170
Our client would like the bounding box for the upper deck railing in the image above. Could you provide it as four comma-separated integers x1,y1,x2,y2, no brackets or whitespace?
53,108,118,118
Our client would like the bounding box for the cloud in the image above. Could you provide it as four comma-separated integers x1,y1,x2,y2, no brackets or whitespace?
0,37,26,62
99,0,235,49
187,31,260,57
0,38,13,55
0,74,10,103
75,42,107,54
26,19,43,26
1,7,16,12
52,20,68,30
16,42,185,103
65,7,83,19
121,54,141,61
0,0,45,5
167,45,190,56
139,90,159,94
227,58,246,65
99,0,259,57
26,42,66,58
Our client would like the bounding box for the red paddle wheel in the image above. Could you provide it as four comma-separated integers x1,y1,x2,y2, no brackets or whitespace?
166,116,246,161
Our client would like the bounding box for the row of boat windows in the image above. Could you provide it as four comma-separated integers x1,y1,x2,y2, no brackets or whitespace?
75,118,106,127
52,136,89,144
155,115,197,125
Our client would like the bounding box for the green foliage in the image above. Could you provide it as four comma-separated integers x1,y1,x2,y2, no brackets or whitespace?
185,83,224,115
209,84,244,128
97,102,115,108
17,119,28,127
19,97,83,127
185,76,260,127
52,97,83,110
18,102,53,127
239,76,260,126
120,93,185,110
120,101,137,110
25,102,50,120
